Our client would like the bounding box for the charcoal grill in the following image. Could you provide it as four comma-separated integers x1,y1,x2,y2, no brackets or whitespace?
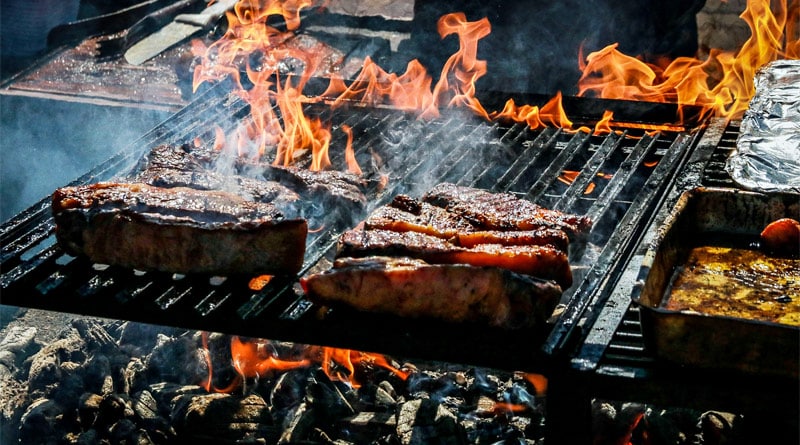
5,81,770,441
1,83,697,368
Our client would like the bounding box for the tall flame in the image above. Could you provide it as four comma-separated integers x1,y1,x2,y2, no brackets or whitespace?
577,0,800,120
192,0,342,170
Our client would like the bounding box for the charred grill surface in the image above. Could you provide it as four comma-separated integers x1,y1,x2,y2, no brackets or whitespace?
0,84,701,371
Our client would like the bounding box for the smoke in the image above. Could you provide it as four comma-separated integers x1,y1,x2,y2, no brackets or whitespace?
0,95,171,223
399,0,703,95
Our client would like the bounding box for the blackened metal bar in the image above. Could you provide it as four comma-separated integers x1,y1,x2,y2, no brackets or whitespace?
553,132,625,212
524,131,591,202
494,127,559,192
585,134,658,224
546,131,693,359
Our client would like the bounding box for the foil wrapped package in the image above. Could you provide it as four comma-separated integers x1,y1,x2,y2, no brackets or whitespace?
726,59,800,193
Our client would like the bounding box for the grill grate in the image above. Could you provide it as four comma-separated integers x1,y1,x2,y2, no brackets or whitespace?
552,119,799,442
1,86,700,371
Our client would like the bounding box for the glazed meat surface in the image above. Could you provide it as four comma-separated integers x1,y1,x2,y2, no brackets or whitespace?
422,182,592,239
338,229,572,288
301,256,562,329
52,182,307,275
364,195,476,239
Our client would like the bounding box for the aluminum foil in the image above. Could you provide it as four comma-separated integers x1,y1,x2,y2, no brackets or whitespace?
726,59,800,193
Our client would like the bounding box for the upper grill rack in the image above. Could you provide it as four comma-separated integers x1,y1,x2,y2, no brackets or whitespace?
1,85,699,371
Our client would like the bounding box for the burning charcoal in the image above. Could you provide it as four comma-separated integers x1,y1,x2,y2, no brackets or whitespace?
355,381,397,412
75,429,101,445
338,411,397,443
173,393,276,444
270,367,314,421
18,398,68,444
396,398,465,445
132,390,160,424
27,333,87,392
117,322,181,357
0,326,38,358
591,400,646,445
145,335,207,386
72,318,117,355
306,377,355,421
278,401,316,444
123,357,148,395
95,393,133,429
78,392,103,429
695,411,741,445
109,418,139,443
82,354,113,395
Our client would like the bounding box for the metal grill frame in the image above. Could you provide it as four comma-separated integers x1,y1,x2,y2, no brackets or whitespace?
2,85,700,373
544,118,799,443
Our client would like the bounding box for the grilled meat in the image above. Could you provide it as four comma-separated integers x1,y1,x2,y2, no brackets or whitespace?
301,256,562,329
338,229,572,288
422,182,592,239
453,229,569,251
265,165,369,210
365,195,569,250
52,182,307,275
364,195,476,238
136,166,301,207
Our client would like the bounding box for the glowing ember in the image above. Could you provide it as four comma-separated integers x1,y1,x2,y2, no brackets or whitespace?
248,274,273,290
577,0,800,120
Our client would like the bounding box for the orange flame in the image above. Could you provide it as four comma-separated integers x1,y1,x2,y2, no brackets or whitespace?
431,13,491,119
192,0,349,171
248,274,273,290
523,373,548,396
341,124,362,175
231,336,311,378
201,335,410,392
577,0,800,120
490,92,574,131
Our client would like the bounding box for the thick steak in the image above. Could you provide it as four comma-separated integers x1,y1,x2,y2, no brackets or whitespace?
338,228,572,288
301,256,563,329
52,182,307,275
422,182,592,240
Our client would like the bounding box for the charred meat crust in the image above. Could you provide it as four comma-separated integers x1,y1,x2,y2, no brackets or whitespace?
337,228,572,288
365,195,476,239
365,194,570,250
52,183,307,275
134,144,302,207
136,166,301,207
301,256,563,329
422,182,592,239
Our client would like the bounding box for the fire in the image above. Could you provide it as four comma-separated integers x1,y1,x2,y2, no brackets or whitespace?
490,92,574,131
200,335,410,392
577,0,800,120
192,0,342,169
190,0,798,182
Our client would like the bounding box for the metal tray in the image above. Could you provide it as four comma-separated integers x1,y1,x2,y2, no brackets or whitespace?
632,187,800,378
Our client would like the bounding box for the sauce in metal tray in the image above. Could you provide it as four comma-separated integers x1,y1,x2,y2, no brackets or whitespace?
665,244,800,326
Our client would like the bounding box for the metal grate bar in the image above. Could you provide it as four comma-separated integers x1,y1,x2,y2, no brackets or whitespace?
553,132,626,212
525,132,591,201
